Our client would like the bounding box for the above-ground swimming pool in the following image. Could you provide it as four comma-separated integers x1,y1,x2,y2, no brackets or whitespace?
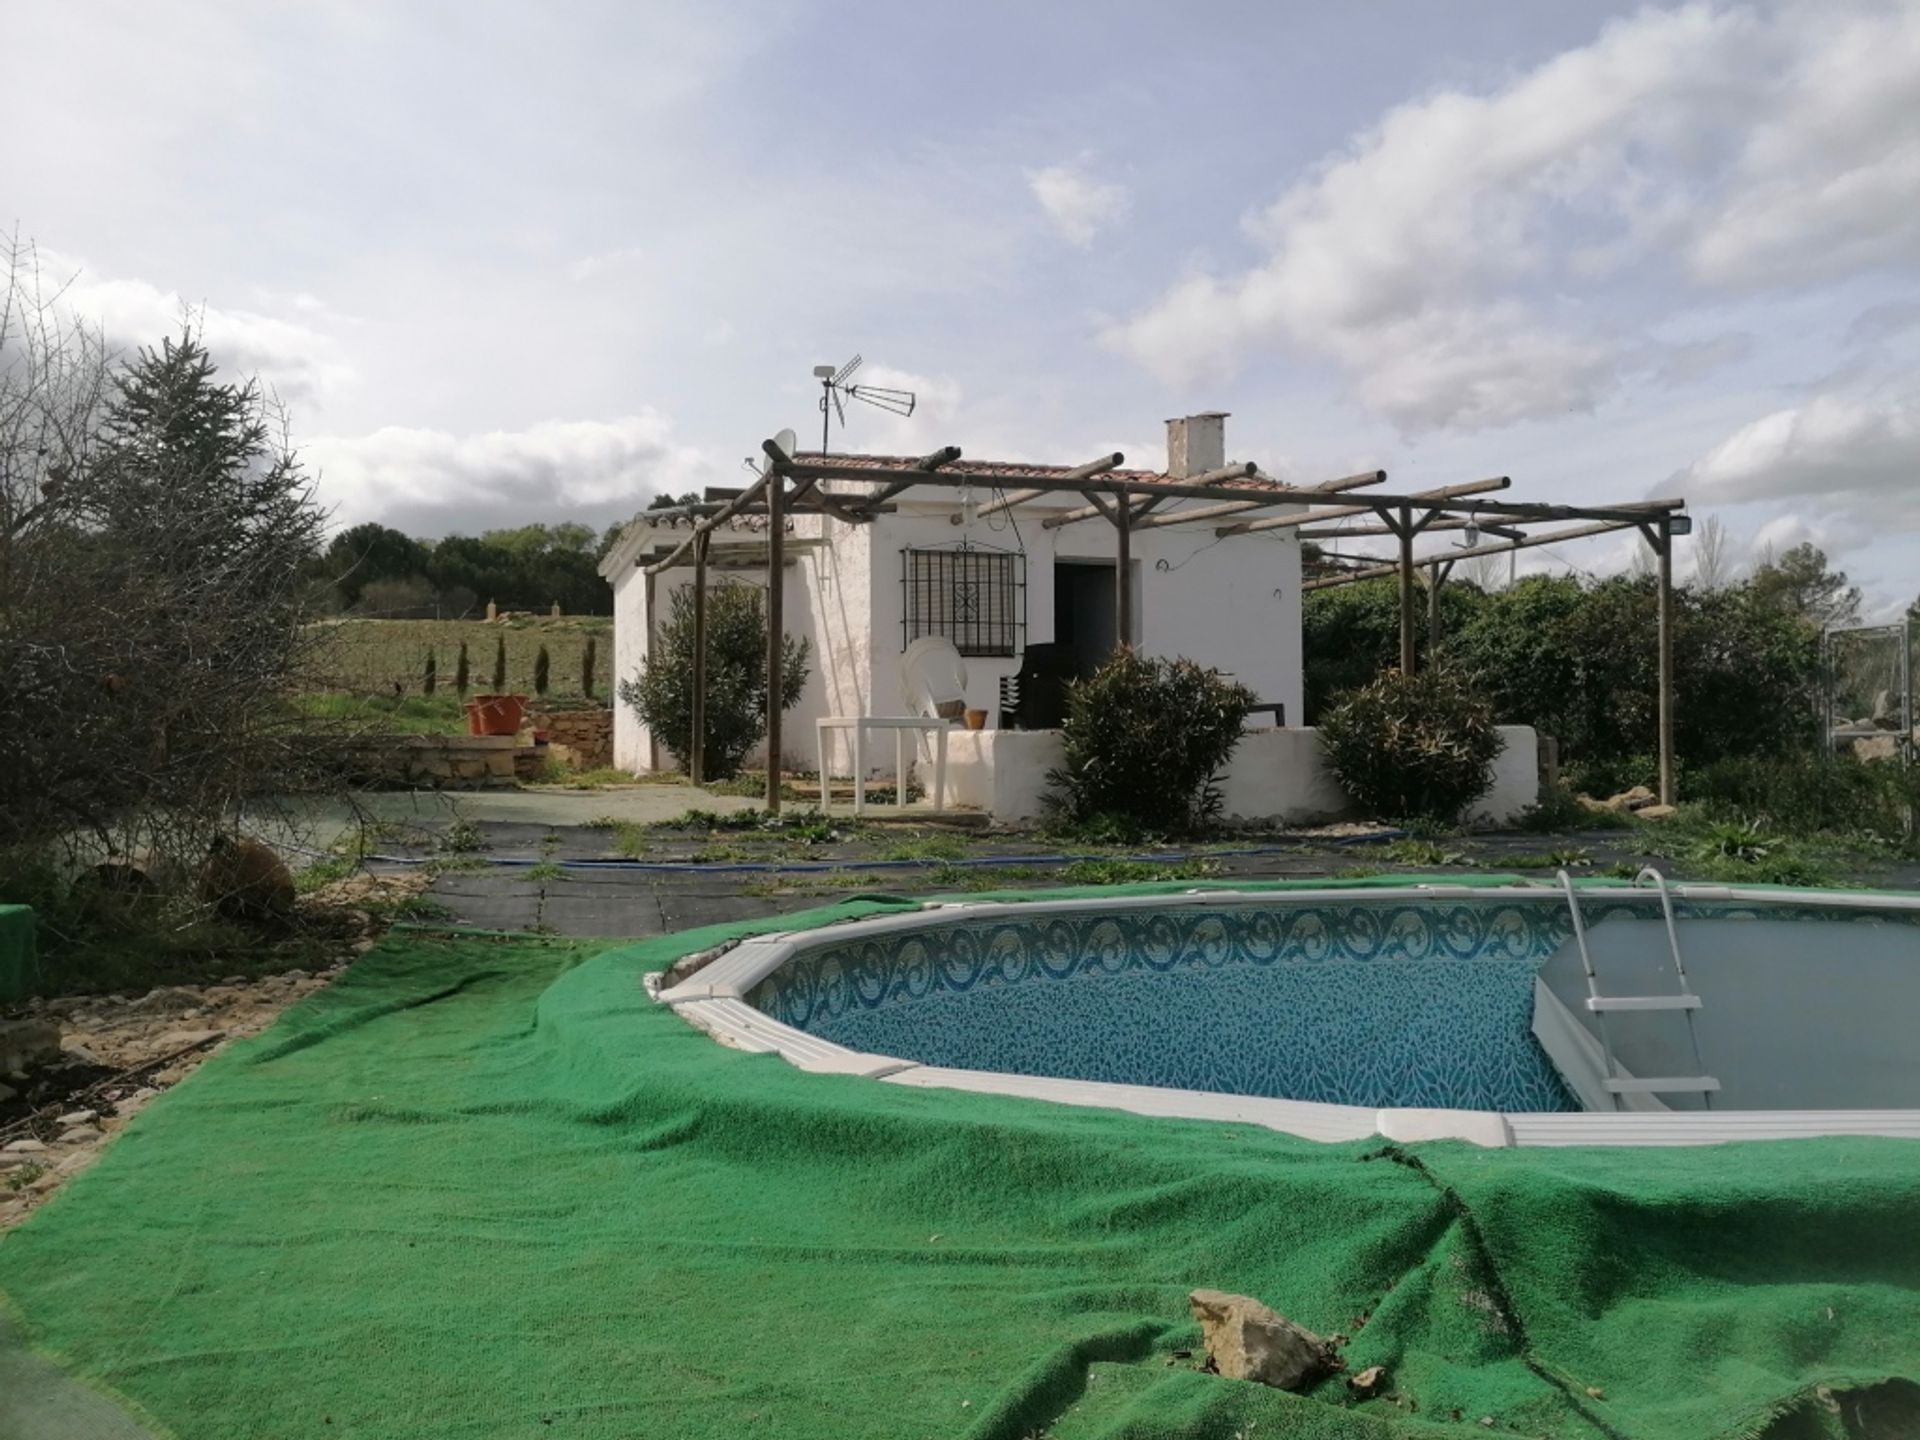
654,880,1920,1147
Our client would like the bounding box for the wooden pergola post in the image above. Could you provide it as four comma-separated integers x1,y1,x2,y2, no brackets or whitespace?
1427,558,1456,657
689,528,708,785
764,471,785,814
1396,505,1416,674
1654,519,1675,807
1115,484,1133,647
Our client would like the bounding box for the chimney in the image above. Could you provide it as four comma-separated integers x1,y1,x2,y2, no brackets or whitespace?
1166,412,1227,478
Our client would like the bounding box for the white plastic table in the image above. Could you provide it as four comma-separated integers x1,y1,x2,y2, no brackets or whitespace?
815,716,950,815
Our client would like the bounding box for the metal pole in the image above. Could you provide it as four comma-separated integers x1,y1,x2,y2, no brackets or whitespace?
1656,522,1675,807
1397,506,1415,674
765,473,785,814
1115,486,1133,650
690,529,708,785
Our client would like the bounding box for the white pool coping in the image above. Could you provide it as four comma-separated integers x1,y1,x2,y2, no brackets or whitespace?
653,883,1920,1149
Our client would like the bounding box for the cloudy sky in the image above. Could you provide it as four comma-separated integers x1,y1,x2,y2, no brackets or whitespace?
9,1,1919,609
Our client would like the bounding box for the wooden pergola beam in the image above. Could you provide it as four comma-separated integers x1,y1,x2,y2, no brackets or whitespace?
1298,518,1644,590
1039,462,1258,530
1221,477,1514,540
780,457,1305,508
642,471,772,575
1130,468,1386,533
962,452,1127,525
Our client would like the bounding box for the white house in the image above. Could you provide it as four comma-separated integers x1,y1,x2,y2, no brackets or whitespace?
598,411,1542,824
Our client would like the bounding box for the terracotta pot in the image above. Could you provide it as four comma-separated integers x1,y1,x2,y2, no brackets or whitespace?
463,700,484,736
964,708,989,731
469,693,528,737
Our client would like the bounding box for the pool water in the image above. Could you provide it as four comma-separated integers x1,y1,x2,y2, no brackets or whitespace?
748,901,1587,1111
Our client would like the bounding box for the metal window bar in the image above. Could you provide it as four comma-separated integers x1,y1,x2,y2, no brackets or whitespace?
902,546,1025,657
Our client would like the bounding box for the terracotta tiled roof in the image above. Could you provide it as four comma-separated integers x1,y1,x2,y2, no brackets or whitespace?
790,453,1292,492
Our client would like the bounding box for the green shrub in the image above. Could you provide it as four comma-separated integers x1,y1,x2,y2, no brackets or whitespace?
1049,649,1253,839
1318,665,1505,824
618,583,810,781
1515,783,1634,832
1683,752,1916,842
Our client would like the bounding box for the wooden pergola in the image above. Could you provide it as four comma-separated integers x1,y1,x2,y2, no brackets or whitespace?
635,435,1688,811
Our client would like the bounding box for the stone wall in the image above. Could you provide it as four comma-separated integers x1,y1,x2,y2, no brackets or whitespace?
530,707,613,769
315,735,542,789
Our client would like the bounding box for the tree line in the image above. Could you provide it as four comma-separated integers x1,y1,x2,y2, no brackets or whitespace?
317,492,709,619
316,520,627,618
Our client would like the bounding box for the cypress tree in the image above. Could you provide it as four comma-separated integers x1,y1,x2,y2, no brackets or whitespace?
581,635,598,699
454,641,470,694
533,644,551,696
492,634,507,691
423,648,437,695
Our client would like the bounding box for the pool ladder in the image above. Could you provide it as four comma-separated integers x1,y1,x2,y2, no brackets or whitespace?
1557,868,1718,1111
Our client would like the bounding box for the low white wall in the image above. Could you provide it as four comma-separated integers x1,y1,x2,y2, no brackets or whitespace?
945,730,1064,823
941,725,1541,829
1467,727,1543,827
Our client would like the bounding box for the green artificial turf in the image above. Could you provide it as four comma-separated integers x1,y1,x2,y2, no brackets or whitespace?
0,889,1916,1439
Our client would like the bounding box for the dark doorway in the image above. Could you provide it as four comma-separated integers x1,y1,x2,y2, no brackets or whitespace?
1054,561,1117,679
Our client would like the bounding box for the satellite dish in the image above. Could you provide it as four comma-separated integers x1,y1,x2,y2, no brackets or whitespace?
900,636,968,720
769,428,798,472
746,427,802,479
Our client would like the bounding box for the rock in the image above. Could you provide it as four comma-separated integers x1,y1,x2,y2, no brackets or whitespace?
1853,735,1899,762
1636,804,1677,820
58,1125,101,1144
0,1018,63,1075
131,986,202,1014
1188,1289,1336,1392
1603,785,1657,812
1348,1365,1387,1399
152,1029,222,1052
56,1109,97,1128
2,1139,48,1155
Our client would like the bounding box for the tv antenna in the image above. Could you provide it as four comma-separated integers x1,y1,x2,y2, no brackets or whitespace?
812,354,915,454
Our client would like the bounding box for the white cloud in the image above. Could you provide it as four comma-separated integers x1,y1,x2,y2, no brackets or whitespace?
1676,389,1920,513
307,413,716,536
1026,161,1130,248
567,246,648,282
1105,2,1920,432
38,248,356,410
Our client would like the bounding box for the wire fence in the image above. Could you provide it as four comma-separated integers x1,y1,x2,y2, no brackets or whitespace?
1823,619,1913,756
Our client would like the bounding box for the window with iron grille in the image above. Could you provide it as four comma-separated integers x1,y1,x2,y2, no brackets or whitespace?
902,544,1025,657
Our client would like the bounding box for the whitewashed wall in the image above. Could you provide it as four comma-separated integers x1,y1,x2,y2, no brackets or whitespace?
611,491,1308,778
